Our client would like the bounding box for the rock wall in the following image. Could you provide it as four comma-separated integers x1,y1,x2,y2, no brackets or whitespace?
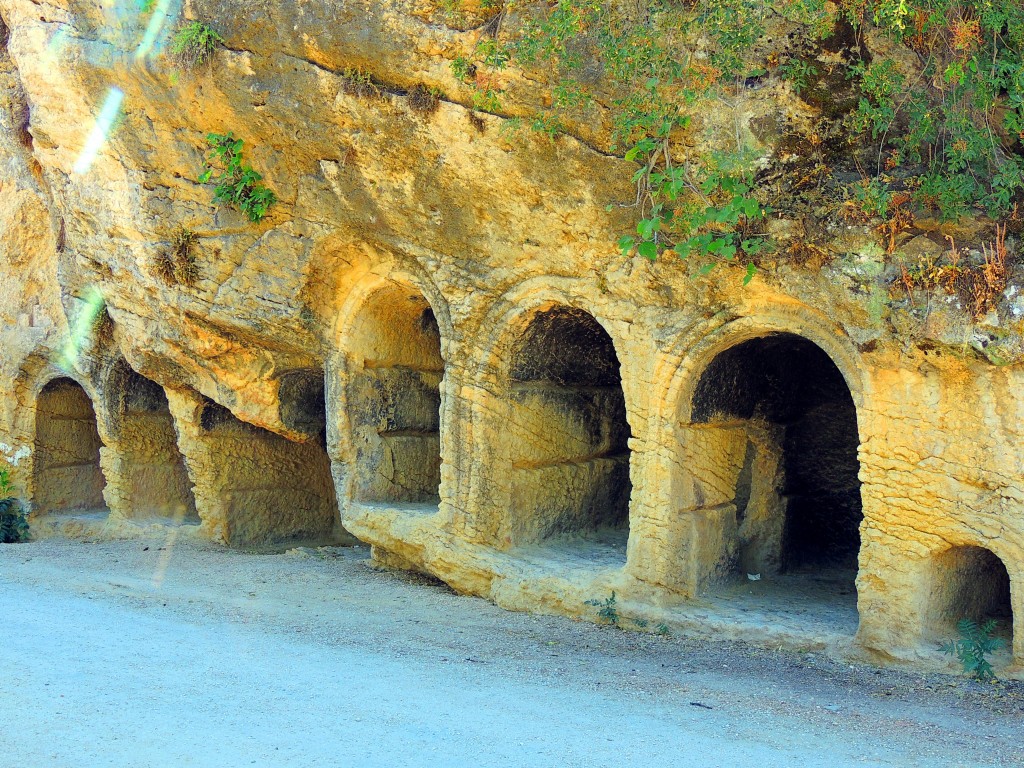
0,1,1021,675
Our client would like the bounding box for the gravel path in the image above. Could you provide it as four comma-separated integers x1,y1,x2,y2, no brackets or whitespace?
1,537,1021,767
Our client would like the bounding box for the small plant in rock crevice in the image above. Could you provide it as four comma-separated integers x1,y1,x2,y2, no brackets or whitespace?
155,226,201,286
408,84,444,114
940,617,1005,681
199,132,277,223
170,20,224,70
0,466,29,544
91,304,116,348
585,591,620,626
341,68,383,99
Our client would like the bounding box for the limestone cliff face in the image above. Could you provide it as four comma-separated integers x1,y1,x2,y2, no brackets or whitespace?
1,1,1022,675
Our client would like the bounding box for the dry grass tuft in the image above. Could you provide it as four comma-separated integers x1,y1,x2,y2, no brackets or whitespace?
154,226,201,287
408,84,442,114
893,225,1011,319
341,69,383,99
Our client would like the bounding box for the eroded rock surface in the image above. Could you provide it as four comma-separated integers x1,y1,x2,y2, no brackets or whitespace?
0,1,1021,676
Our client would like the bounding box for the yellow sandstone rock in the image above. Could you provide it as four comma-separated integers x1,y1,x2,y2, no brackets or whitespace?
0,1,1020,677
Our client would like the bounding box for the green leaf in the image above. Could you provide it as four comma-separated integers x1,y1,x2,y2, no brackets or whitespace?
637,241,658,260
637,218,660,239
743,262,757,285
743,238,770,255
673,242,692,259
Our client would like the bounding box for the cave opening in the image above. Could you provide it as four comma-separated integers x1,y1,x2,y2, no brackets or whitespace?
928,546,1014,648
690,333,862,592
33,378,107,517
346,284,443,506
506,305,631,558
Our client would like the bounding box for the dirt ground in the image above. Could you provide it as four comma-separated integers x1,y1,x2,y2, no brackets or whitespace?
1,536,1022,767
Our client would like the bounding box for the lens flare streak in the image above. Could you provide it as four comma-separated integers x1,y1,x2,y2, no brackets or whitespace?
72,87,125,175
135,0,176,61
59,286,107,370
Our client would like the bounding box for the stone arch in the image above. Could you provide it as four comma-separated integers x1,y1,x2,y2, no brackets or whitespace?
101,360,198,523
332,270,448,507
685,333,862,575
644,315,865,602
666,311,865,428
468,289,633,555
31,376,108,517
926,545,1014,652
4,355,64,498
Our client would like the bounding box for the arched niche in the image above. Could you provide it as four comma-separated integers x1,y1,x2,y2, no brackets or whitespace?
344,282,443,506
926,545,1014,651
32,377,107,516
679,332,862,595
503,305,632,552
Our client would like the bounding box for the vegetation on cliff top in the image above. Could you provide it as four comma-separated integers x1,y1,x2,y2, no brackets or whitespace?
445,0,1024,283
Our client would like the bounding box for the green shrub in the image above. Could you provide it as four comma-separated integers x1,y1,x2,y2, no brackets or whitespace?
844,1,1024,219
171,21,224,70
778,57,819,94
585,591,620,626
0,467,29,544
444,0,1024,272
199,132,277,223
940,618,1005,681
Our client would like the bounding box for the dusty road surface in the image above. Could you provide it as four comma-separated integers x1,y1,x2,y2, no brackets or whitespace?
1,538,1021,768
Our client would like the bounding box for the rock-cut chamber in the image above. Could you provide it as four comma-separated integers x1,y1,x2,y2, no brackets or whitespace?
32,378,107,516
109,364,198,522
346,283,443,506
195,392,339,546
505,305,631,548
690,333,862,584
